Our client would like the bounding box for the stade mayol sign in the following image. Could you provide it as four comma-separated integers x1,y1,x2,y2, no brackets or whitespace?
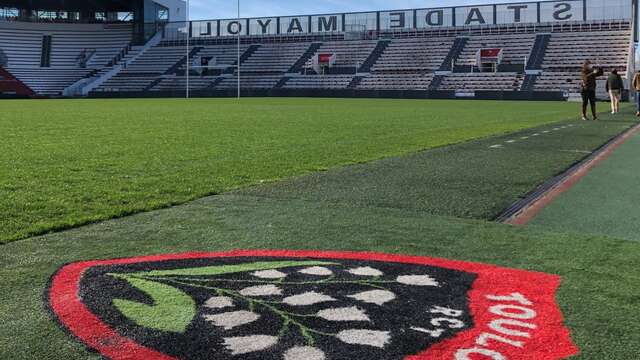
189,0,630,38
47,250,579,359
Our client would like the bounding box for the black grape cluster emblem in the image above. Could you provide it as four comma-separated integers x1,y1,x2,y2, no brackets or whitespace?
47,250,579,360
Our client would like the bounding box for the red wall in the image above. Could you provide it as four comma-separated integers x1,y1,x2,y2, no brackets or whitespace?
0,67,35,96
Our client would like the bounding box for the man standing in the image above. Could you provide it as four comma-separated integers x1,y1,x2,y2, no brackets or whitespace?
581,60,603,121
633,70,640,117
606,69,624,114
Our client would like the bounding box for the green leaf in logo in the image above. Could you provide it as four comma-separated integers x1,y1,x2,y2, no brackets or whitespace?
112,276,196,333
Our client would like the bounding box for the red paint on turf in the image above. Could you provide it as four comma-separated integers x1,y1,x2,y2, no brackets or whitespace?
49,250,579,360
507,123,640,226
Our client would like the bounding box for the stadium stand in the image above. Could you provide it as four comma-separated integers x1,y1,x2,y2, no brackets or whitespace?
7,68,94,95
217,75,283,89
535,29,631,97
94,46,188,92
304,40,379,73
241,43,311,73
0,22,133,95
455,34,537,69
0,2,633,99
184,44,252,74
283,75,354,89
358,74,434,90
439,72,524,91
151,75,223,91
89,21,631,98
370,38,456,73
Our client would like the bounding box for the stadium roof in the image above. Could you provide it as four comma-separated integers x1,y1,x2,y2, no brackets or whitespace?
0,0,139,11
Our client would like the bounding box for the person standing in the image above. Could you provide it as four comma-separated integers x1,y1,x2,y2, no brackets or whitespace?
580,60,603,121
633,70,640,117
606,69,624,114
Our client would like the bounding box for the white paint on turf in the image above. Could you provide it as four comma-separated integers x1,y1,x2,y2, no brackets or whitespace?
284,346,326,360
336,329,390,348
223,335,278,355
317,307,370,322
252,269,287,279
283,292,336,306
204,296,234,309
204,311,260,330
299,266,333,276
397,275,440,286
347,267,384,277
348,290,396,306
239,285,282,296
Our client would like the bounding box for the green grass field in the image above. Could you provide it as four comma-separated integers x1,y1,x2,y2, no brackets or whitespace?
1,98,639,359
1,98,582,243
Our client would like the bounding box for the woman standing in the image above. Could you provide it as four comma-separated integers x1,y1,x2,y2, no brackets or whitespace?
606,69,624,114
580,60,603,121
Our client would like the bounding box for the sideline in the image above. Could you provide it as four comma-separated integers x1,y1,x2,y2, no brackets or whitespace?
499,122,640,225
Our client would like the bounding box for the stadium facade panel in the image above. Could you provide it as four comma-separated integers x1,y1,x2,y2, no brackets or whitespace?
184,0,631,38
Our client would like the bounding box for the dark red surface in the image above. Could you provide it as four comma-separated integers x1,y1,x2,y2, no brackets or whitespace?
0,66,35,96
480,48,502,58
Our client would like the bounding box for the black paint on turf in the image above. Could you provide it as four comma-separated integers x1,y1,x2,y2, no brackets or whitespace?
79,257,476,359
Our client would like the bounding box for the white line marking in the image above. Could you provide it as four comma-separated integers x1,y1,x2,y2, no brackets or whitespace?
532,133,540,136
520,136,529,140
490,144,503,149
542,130,550,133
506,140,516,143
553,128,561,131
560,150,592,154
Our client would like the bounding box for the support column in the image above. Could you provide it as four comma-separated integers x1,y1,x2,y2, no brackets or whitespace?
132,0,146,45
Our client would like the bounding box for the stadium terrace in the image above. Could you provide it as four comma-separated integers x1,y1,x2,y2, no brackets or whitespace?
0,0,636,100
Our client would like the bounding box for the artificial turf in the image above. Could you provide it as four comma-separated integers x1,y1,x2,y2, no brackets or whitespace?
1,195,639,359
2,99,639,359
240,117,637,220
531,130,640,241
0,98,583,244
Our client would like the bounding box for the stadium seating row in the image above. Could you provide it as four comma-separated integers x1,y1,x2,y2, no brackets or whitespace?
371,38,455,73
0,22,132,95
0,20,632,96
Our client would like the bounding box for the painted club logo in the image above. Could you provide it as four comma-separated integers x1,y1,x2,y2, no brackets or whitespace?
47,250,578,360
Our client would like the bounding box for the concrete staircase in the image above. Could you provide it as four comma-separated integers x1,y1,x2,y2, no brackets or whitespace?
274,76,291,89
428,75,445,90
63,31,163,96
289,43,322,73
347,75,365,89
526,34,551,71
438,37,469,72
358,40,391,73
520,74,538,92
